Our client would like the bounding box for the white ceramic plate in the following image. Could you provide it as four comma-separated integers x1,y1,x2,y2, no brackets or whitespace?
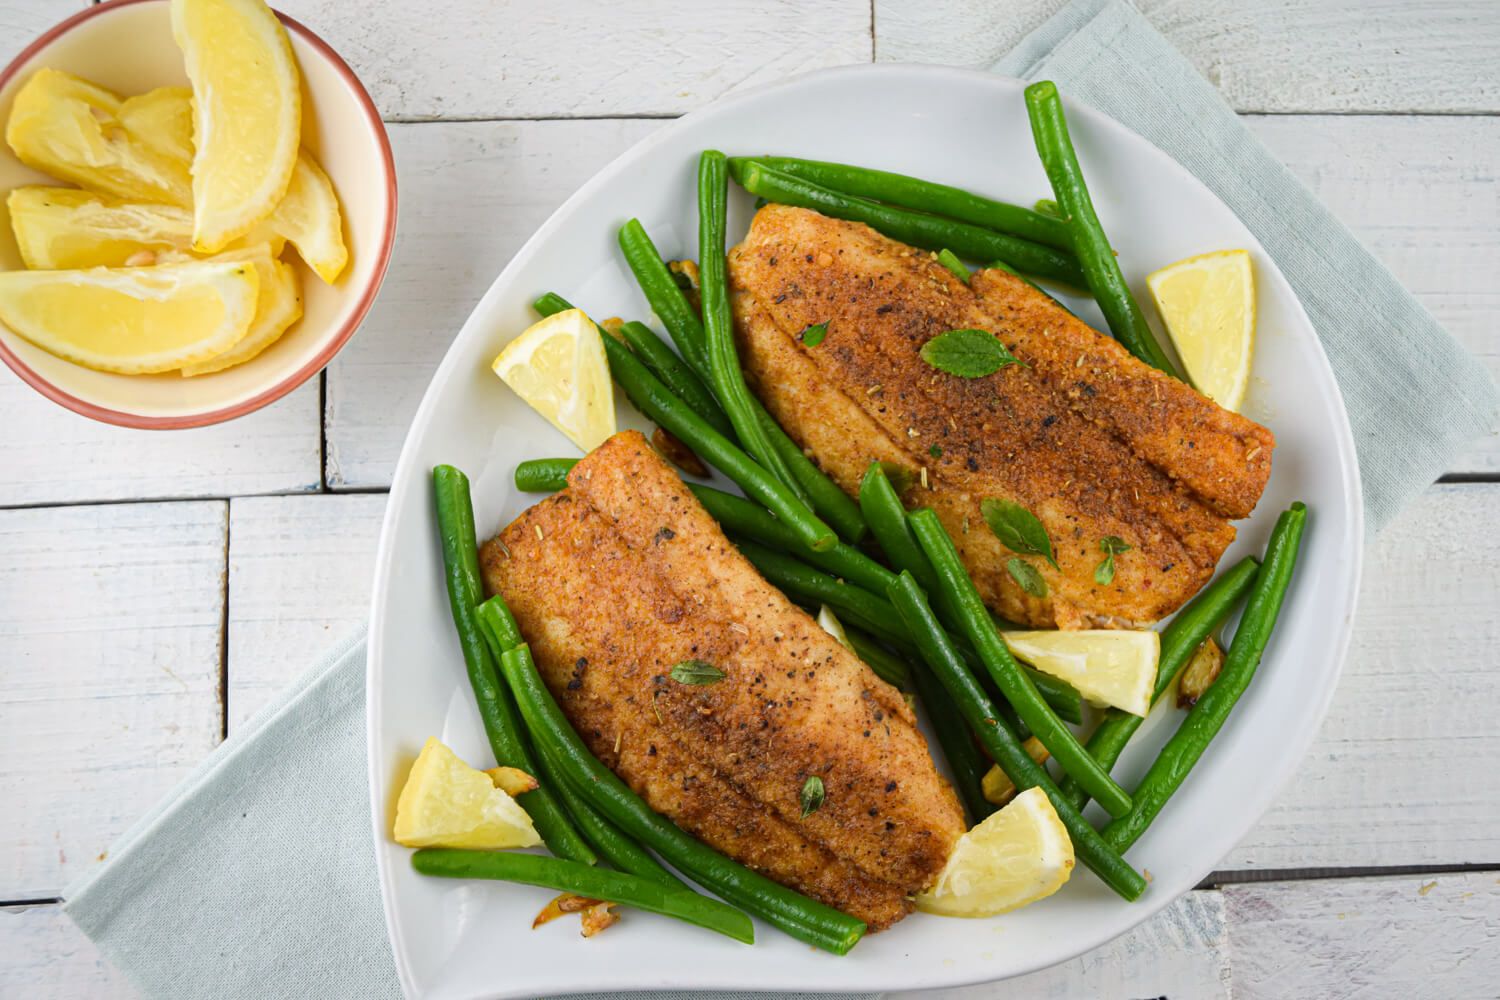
368,65,1362,999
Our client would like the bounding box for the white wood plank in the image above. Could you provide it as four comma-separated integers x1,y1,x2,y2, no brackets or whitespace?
1245,114,1500,474
0,1,82,63
0,375,322,507
1224,484,1500,870
1224,873,1500,999
874,0,1500,113
325,115,1496,488
0,904,136,1000
0,501,225,899
324,118,661,488
225,493,385,730
272,0,871,121
903,890,1229,998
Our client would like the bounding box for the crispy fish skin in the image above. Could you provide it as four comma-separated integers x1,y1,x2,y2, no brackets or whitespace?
479,431,965,929
728,205,1274,629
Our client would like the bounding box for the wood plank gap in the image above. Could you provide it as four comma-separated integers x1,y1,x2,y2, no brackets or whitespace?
0,898,61,908
1437,472,1500,484
218,509,231,743
324,485,393,497
318,370,329,493
1200,861,1500,889
381,112,682,125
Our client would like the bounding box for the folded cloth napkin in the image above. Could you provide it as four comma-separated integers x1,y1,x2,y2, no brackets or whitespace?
64,1,1500,997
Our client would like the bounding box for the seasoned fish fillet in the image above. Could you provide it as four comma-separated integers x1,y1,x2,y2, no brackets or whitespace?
480,431,965,930
728,205,1274,629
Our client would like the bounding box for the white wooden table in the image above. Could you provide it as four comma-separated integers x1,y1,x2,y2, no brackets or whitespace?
2,2,1498,996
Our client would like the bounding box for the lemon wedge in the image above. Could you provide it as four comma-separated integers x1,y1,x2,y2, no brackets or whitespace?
4,69,192,205
0,259,258,373
172,0,301,252
1147,250,1255,411
252,152,348,283
1002,630,1158,717
119,86,196,166
493,308,616,452
393,737,541,850
181,246,302,375
916,786,1074,917
7,187,196,270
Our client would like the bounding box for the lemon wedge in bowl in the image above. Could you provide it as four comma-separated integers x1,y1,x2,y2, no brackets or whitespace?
1002,629,1158,717
180,246,303,376
254,152,348,284
171,0,302,252
393,737,541,850
493,308,616,452
0,259,259,374
916,786,1074,917
119,86,197,166
4,69,192,205
7,187,197,270
1146,249,1255,411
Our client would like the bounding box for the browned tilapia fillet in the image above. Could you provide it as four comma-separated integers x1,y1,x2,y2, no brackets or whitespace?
728,205,1275,629
480,431,966,930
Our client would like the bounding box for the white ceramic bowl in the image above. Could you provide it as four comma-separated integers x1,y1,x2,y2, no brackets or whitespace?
368,65,1363,999
0,0,395,428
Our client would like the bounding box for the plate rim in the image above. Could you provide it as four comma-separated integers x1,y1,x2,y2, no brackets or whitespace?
367,61,1364,998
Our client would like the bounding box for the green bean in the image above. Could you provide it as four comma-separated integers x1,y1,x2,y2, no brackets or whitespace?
734,156,1073,252
499,644,867,954
1101,503,1308,852
858,462,940,597
412,849,754,944
430,466,595,864
537,287,868,544
936,249,970,282
1033,198,1062,219
1059,556,1260,811
734,539,911,648
474,598,683,889
514,457,578,493
699,149,801,495
1023,81,1180,377
841,625,912,690
908,508,1132,818
886,572,1145,900
617,219,712,374
728,158,1086,287
536,292,837,552
617,320,733,438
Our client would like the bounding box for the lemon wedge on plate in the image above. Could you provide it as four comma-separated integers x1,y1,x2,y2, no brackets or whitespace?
1002,630,1158,717
181,245,302,376
0,259,259,373
916,786,1074,917
172,0,302,252
1146,249,1255,411
393,737,541,850
493,308,616,452
4,69,192,205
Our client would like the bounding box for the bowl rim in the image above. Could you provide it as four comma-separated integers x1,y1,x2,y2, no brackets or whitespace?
0,0,397,430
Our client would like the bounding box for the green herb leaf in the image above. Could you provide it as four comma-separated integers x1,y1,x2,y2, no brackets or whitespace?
1007,558,1048,598
1093,535,1131,586
928,444,942,458
936,249,970,282
919,329,1023,378
670,659,725,685
799,323,828,347
800,775,826,818
981,498,1058,569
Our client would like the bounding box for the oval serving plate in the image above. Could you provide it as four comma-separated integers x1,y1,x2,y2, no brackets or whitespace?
368,64,1362,999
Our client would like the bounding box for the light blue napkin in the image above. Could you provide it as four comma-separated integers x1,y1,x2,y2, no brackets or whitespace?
63,1,1500,997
